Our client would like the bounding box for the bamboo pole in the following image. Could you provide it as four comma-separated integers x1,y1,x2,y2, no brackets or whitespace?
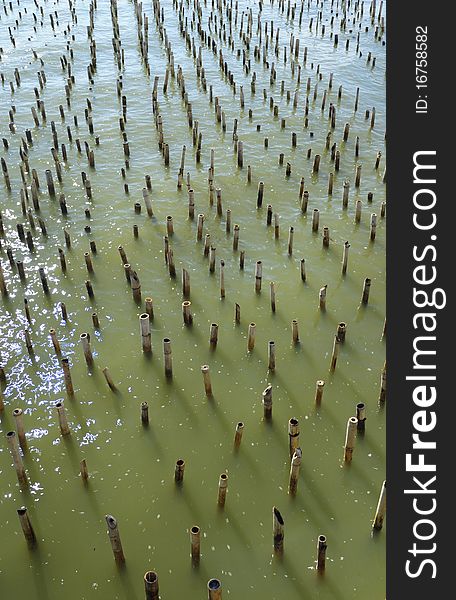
288,448,302,495
234,422,244,448
268,341,276,371
145,298,154,321
17,507,36,547
356,402,366,431
80,332,93,365
361,278,371,304
316,535,327,572
344,417,358,462
55,401,70,435
144,571,159,600
262,384,273,420
80,459,89,481
201,365,212,396
342,241,350,274
106,515,125,564
300,258,306,282
272,507,284,554
182,268,191,297
13,408,27,450
288,418,300,458
379,361,386,402
175,459,185,483
254,261,262,292
247,323,256,352
6,431,27,485
291,319,299,344
141,402,149,425
163,338,172,378
217,473,228,507
220,261,225,298
49,329,61,354
140,314,152,352
330,335,340,371
373,480,386,530
370,213,377,240
182,301,193,325
312,209,319,232
61,357,74,395
337,322,347,343
315,380,325,405
209,323,219,348
190,525,201,566
102,367,117,391
319,285,327,310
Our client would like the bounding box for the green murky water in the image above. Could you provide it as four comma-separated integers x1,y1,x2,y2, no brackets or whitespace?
0,0,386,598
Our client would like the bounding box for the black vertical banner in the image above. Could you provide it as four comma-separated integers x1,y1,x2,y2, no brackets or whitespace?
388,1,452,597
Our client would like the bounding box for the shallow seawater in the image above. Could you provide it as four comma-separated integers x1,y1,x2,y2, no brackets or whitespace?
0,0,386,598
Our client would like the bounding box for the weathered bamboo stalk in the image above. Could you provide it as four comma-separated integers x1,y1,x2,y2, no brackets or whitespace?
330,335,340,371
49,329,61,354
342,241,350,274
356,402,366,431
80,332,93,365
291,319,299,344
13,408,27,450
61,357,74,395
315,380,325,405
105,515,125,564
234,422,244,449
288,448,302,495
190,525,201,566
175,459,185,483
55,401,70,435
144,571,159,600
217,473,228,507
372,480,386,530
272,506,284,554
201,365,212,396
379,361,386,402
288,418,300,458
316,535,327,572
102,367,117,391
268,341,276,370
80,459,89,481
163,338,172,378
337,322,347,343
6,431,27,485
344,417,358,462
140,313,152,352
319,285,327,310
361,277,371,304
17,507,36,547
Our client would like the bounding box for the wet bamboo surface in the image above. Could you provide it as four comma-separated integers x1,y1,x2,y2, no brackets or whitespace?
0,0,386,598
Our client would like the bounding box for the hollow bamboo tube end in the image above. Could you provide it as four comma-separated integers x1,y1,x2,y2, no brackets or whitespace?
207,578,222,599
190,525,201,565
234,421,244,448
317,534,327,572
217,473,228,507
201,364,212,396
144,570,159,599
344,417,358,462
17,506,36,546
175,458,185,483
